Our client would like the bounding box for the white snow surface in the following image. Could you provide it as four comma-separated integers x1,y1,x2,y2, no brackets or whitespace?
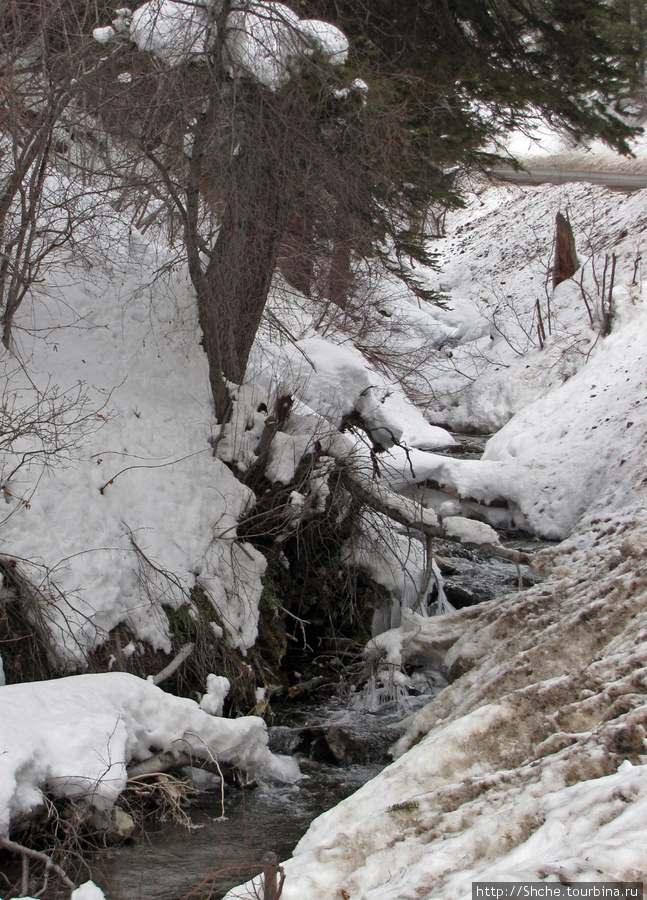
0,671,298,836
216,335,454,488
129,0,212,65
374,273,647,540
227,511,647,900
2,107,647,900
13,881,106,900
0,243,265,660
442,515,500,546
198,672,230,716
225,2,349,88
282,337,454,450
224,138,647,900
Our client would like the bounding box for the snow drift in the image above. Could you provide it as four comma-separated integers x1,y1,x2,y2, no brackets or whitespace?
0,671,298,836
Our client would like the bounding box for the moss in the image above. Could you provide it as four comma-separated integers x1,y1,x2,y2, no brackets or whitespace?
251,576,289,693
388,800,420,815
163,587,229,645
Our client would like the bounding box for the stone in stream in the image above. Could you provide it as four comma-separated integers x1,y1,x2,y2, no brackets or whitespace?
324,725,367,765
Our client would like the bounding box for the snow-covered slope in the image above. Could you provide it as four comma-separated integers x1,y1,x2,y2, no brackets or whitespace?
225,506,647,900
224,153,647,898
3,122,647,899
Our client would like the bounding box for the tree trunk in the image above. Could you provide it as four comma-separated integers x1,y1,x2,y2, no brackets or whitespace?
278,211,315,297
203,95,295,386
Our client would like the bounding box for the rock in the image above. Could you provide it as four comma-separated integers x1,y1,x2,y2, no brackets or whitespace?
111,807,135,841
325,725,366,765
87,806,135,843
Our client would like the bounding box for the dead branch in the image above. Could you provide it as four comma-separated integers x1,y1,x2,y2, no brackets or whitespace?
151,642,195,686
0,835,76,891
338,465,532,565
261,851,285,900
127,750,234,784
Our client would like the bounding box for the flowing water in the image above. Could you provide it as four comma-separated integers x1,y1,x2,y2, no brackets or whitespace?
92,433,549,900
92,693,438,900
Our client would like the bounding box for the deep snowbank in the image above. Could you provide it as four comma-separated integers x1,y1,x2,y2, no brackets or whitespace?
0,671,298,836
0,226,454,667
380,283,647,539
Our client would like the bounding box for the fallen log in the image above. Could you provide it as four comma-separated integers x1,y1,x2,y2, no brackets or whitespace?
338,465,533,566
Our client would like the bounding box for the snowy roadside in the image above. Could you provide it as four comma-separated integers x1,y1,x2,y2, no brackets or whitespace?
502,121,647,175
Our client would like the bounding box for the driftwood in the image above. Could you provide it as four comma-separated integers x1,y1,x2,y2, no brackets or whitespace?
338,466,532,566
286,675,329,699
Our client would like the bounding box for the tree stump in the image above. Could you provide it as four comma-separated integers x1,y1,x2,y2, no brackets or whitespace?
552,211,579,289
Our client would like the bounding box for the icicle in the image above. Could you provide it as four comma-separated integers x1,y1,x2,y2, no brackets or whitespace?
431,558,455,616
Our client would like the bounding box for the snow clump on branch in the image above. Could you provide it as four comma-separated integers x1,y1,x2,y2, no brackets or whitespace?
95,1,349,89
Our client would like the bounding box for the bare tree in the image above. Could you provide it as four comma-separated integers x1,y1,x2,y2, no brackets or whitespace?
0,0,121,348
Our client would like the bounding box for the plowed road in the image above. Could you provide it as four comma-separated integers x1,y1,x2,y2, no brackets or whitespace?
489,166,647,190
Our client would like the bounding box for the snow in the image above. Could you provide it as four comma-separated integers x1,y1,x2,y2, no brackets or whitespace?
223,4,349,88
224,136,647,900
298,19,349,63
198,672,230,716
109,0,349,89
0,249,265,660
0,671,298,836
129,0,212,65
281,337,455,451
227,507,647,899
71,884,106,900
92,26,115,44
13,881,107,900
374,278,647,540
442,515,500,546
215,335,454,492
224,1,303,88
3,51,647,900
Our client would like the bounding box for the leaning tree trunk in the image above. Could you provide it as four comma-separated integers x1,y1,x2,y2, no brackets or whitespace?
203,94,296,387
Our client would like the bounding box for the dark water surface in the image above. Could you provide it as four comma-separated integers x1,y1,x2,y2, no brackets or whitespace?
94,762,379,900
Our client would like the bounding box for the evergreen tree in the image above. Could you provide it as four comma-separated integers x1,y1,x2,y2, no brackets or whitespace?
87,0,641,420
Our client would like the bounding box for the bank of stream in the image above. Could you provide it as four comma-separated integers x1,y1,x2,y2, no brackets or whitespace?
91,435,548,900
94,589,541,897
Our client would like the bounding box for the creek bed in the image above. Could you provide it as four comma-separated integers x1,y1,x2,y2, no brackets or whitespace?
92,692,440,900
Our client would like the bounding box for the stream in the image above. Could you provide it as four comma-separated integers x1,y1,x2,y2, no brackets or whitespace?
92,693,439,900
92,434,547,900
